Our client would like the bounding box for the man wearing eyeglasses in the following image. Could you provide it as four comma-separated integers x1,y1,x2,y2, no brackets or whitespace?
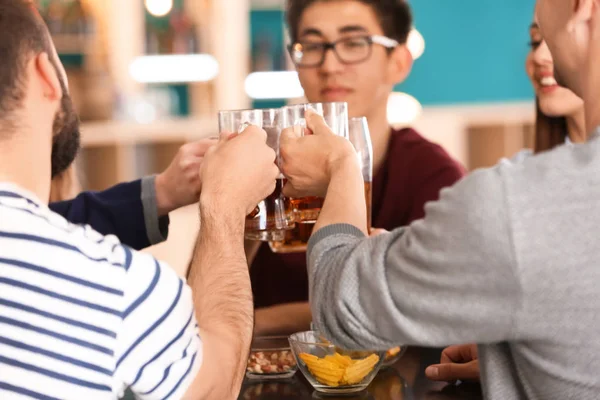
250,0,465,337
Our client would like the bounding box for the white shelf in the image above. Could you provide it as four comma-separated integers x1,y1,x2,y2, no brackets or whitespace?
80,117,217,147
129,54,219,84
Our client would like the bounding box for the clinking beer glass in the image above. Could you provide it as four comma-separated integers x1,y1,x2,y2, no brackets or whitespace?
218,108,294,241
269,102,357,253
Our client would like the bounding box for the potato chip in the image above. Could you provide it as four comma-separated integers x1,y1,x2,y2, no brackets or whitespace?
342,354,380,385
324,353,353,368
299,353,320,364
315,376,341,387
386,347,401,359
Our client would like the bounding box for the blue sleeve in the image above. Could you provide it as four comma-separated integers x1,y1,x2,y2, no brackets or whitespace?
49,180,161,250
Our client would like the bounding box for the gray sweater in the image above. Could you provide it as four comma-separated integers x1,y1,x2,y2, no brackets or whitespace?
307,135,600,400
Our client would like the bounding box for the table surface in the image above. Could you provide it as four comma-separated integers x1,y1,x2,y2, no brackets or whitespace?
238,347,484,400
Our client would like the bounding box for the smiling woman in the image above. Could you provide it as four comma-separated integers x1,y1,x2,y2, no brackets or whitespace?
526,22,586,152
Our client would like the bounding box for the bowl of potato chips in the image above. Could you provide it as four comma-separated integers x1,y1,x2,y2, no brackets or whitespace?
289,331,386,394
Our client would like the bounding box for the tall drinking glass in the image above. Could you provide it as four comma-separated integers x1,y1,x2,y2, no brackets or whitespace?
269,102,349,253
349,117,374,232
218,108,294,241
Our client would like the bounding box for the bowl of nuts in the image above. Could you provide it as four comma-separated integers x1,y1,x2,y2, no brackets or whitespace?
246,336,298,381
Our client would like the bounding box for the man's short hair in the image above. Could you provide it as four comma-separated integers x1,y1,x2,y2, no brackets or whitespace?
286,0,413,44
0,0,54,117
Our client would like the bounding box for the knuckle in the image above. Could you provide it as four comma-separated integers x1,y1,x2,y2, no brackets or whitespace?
179,160,191,170
255,127,268,141
271,165,280,177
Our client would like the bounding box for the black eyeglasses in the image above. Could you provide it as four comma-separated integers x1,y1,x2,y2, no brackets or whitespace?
288,35,399,68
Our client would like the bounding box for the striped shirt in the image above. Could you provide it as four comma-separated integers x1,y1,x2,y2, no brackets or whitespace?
0,183,202,399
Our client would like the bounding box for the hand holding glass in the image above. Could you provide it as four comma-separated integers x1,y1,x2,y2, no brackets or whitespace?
218,108,294,241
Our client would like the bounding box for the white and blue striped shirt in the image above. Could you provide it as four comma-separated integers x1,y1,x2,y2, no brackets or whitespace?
0,183,202,399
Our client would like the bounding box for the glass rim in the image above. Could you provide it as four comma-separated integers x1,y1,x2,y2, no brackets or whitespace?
253,335,292,341
288,330,337,347
283,101,348,109
251,335,293,351
288,331,384,353
218,107,282,115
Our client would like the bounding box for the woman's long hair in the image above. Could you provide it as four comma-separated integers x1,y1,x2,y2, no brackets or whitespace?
534,98,568,154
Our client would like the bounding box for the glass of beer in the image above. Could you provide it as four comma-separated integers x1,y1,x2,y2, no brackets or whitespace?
218,108,295,241
349,117,374,231
269,102,349,253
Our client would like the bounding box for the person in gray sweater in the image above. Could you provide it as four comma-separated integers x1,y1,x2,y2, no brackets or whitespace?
278,2,600,397
425,6,591,384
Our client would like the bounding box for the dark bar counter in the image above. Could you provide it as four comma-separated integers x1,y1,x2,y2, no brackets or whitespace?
238,347,483,400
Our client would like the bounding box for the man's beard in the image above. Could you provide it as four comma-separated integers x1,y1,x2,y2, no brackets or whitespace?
50,86,80,179
554,67,566,88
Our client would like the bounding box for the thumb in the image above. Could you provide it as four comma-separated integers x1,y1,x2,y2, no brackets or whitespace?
305,109,333,136
425,360,480,382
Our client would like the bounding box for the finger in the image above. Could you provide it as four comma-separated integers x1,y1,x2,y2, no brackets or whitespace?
440,344,475,364
186,138,219,156
305,109,333,136
280,126,300,145
180,156,203,170
425,360,480,382
269,164,281,181
264,146,277,164
219,131,234,142
469,343,479,358
204,144,218,158
293,124,306,137
241,125,268,142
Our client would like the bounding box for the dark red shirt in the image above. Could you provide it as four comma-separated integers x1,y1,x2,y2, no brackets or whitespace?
250,128,466,308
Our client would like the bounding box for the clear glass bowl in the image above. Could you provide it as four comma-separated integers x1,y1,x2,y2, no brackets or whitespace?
382,346,407,367
246,336,298,381
289,331,386,394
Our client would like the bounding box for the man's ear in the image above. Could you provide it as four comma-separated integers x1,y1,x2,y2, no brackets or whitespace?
588,0,600,38
568,0,595,32
34,52,62,102
387,45,413,86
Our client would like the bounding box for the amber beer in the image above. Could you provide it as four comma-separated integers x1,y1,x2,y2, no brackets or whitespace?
269,181,372,253
268,221,314,253
268,196,322,253
365,181,372,232
246,178,294,241
291,196,324,223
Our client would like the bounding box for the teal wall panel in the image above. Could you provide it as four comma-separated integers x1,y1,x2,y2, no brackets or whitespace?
398,0,536,104
249,1,537,106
